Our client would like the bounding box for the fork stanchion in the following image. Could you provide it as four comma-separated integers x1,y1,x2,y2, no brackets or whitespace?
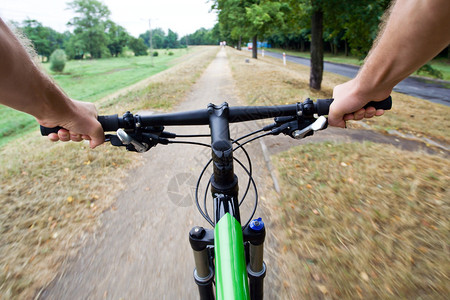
244,218,266,300
189,227,215,300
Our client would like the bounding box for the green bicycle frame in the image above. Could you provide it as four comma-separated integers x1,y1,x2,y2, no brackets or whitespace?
214,213,250,300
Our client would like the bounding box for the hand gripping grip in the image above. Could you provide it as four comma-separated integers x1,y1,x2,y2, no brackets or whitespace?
315,96,392,116
40,114,120,136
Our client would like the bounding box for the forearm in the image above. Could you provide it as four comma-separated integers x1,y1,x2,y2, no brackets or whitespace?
355,0,450,100
0,18,73,122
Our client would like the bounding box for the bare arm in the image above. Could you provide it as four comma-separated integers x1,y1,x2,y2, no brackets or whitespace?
0,18,104,148
329,0,450,127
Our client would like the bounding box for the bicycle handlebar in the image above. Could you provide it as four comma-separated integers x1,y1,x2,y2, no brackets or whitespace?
40,97,392,135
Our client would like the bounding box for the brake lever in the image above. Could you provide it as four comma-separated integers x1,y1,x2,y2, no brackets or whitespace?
117,129,149,152
292,116,328,139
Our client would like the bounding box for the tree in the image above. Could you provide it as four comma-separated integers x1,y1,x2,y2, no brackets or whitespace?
21,19,65,60
309,0,323,90
105,21,130,56
212,0,289,58
212,0,249,50
129,38,148,56
67,0,111,58
180,27,218,45
164,29,180,49
247,1,290,58
282,0,390,90
139,28,166,49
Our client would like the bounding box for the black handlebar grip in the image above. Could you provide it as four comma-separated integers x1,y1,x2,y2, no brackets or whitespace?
316,96,392,116
40,114,120,136
98,114,119,131
40,125,62,136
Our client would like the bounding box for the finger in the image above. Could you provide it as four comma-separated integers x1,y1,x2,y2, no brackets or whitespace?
58,129,70,142
353,108,366,120
81,135,91,140
48,133,59,142
88,127,105,149
364,107,377,118
89,137,105,149
70,133,83,142
375,109,385,116
343,113,354,121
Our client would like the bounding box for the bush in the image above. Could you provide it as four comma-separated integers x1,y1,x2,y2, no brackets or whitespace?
417,64,444,79
49,49,67,72
129,38,148,56
168,51,174,56
152,51,159,57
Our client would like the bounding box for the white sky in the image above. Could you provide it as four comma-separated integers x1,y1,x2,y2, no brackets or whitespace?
0,0,218,37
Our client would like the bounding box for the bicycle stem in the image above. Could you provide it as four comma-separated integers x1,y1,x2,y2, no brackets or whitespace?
208,102,241,224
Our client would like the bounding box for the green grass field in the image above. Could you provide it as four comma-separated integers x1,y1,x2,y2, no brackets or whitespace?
0,49,187,147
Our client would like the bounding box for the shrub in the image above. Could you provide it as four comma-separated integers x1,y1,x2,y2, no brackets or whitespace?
152,51,159,57
49,49,67,72
129,38,148,56
417,64,444,79
168,51,174,56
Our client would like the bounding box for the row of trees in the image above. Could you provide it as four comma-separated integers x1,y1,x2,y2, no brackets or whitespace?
212,0,391,90
17,0,215,61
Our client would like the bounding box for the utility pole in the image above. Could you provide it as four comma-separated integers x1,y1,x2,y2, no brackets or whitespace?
149,19,153,66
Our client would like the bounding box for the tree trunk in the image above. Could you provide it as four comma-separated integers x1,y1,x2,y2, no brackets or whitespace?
252,35,257,59
344,39,349,56
310,9,323,90
238,36,242,50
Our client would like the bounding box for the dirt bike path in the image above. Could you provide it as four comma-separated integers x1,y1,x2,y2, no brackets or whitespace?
40,47,282,299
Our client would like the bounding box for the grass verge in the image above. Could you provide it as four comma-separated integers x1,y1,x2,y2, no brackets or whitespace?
226,47,450,145
273,142,449,299
0,46,219,300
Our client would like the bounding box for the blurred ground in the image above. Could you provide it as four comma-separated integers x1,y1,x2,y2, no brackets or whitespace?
37,47,449,299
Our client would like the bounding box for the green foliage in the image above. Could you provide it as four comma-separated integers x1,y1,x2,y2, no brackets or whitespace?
164,29,180,49
152,51,159,57
245,1,290,38
128,38,148,56
180,27,218,46
213,0,391,57
20,19,67,59
417,64,444,79
67,0,112,58
139,28,165,49
168,51,174,56
64,35,85,59
49,49,67,72
105,21,130,57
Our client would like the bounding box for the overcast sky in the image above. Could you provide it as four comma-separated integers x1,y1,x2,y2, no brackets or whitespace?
0,0,217,37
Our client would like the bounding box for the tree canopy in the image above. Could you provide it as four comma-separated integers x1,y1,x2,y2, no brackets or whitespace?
212,0,392,89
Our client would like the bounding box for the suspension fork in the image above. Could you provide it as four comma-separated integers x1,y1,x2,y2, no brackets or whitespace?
244,219,267,300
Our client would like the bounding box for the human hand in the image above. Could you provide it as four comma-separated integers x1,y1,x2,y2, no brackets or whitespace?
328,79,387,128
40,100,104,148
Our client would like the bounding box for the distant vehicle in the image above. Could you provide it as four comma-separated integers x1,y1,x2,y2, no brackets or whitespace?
247,42,253,50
